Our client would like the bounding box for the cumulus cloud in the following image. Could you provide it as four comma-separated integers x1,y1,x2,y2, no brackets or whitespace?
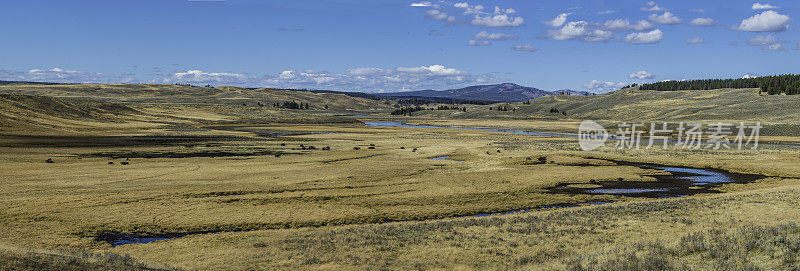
511,45,538,52
410,2,432,7
263,65,499,92
584,80,629,93
0,67,135,84
347,68,386,76
468,39,491,46
747,35,786,51
461,4,523,27
689,17,715,26
604,19,654,31
752,3,778,10
468,31,517,46
168,70,249,84
471,13,524,27
547,21,613,42
422,2,523,28
623,29,664,44
686,37,705,44
396,65,466,76
473,31,517,41
1,65,499,92
649,12,681,25
546,13,570,27
736,10,790,32
641,1,665,12
454,2,485,15
629,70,655,80
424,9,456,23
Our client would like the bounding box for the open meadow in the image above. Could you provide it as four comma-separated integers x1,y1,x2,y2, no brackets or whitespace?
1,84,800,270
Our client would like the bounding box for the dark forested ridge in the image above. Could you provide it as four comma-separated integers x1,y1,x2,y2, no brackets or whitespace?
638,74,800,95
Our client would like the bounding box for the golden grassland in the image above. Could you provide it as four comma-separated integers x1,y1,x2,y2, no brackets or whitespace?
116,178,800,270
1,85,800,269
2,119,800,270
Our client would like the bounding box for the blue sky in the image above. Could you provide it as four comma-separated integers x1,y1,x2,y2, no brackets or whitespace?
0,0,798,93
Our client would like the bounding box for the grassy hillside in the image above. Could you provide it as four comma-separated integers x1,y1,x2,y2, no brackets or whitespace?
0,83,392,111
0,94,150,134
400,88,800,125
522,88,800,122
0,83,398,134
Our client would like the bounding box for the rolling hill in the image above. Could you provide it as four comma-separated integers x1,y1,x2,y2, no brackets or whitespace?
0,83,392,111
0,93,149,134
376,83,583,102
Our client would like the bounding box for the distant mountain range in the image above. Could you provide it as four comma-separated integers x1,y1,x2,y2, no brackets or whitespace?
374,83,592,102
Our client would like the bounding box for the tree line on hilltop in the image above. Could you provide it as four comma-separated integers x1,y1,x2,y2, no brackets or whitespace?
391,105,468,116
636,74,800,95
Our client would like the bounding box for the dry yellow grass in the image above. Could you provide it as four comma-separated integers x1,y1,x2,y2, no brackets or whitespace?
2,85,800,270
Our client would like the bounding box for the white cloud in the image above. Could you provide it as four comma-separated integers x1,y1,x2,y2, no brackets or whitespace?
604,19,654,31
629,70,655,80
425,3,523,28
0,66,499,92
468,39,491,46
641,1,665,12
263,65,499,92
546,13,570,27
691,8,705,13
0,67,134,84
584,80,629,93
396,65,467,76
623,29,664,44
649,12,681,25
473,31,518,41
547,21,613,42
598,10,616,15
512,45,538,52
686,37,705,44
347,68,386,76
170,70,248,84
736,10,790,32
548,21,589,40
454,2,485,15
472,13,524,27
424,9,456,23
689,17,715,26
752,3,778,10
583,29,613,42
747,35,786,51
